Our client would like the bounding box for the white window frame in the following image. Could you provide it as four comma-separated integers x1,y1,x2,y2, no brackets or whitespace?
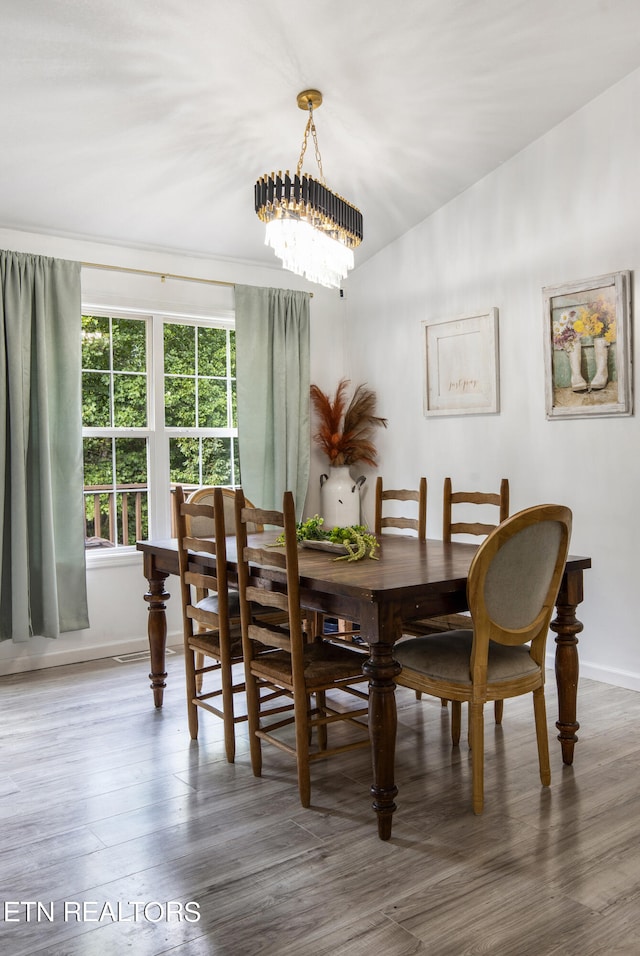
82,302,236,564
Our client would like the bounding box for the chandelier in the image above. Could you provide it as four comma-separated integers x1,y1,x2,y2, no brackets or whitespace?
254,90,363,289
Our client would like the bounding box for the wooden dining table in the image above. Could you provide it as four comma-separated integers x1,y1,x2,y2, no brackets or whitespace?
137,532,591,840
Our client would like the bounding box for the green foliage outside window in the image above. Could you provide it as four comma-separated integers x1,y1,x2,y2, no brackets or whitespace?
82,315,147,430
163,324,235,428
169,437,234,486
82,314,238,548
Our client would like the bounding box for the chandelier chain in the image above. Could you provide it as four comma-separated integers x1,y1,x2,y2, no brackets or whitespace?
296,103,325,185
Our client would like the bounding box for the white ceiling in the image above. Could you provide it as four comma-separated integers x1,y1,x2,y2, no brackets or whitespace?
2,0,640,272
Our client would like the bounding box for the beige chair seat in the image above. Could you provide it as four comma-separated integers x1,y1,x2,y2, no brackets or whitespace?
396,631,539,685
195,591,241,617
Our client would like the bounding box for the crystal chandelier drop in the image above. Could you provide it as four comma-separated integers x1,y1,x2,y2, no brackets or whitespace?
254,90,363,289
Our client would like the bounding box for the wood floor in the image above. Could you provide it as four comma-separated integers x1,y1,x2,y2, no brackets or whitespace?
1,647,640,956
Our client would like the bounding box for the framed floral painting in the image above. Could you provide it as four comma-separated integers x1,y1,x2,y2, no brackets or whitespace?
543,271,632,419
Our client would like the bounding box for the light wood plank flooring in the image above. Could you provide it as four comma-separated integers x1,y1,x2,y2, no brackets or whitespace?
1,647,640,955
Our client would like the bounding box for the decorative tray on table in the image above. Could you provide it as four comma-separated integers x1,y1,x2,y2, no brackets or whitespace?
278,516,379,562
301,539,349,555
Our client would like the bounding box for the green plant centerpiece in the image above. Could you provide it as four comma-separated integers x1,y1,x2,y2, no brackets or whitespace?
272,515,379,561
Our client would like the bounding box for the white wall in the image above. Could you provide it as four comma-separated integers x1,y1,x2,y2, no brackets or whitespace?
345,67,640,691
5,67,640,688
0,228,348,674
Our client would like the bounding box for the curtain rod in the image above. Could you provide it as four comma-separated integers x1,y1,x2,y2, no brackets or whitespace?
80,261,313,295
81,261,234,288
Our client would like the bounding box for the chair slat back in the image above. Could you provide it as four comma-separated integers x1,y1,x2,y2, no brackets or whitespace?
443,477,510,542
174,484,232,636
375,476,427,540
235,489,305,664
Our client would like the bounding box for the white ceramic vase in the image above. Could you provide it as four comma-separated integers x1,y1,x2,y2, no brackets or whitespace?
319,466,365,528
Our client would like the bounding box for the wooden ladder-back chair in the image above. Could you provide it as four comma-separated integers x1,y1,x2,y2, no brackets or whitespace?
404,477,510,637
395,503,572,814
173,484,245,762
432,476,511,624
235,488,370,808
408,478,509,636
184,487,263,693
327,476,427,645
374,476,427,540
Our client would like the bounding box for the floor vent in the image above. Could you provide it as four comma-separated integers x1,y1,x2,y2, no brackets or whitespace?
113,648,176,664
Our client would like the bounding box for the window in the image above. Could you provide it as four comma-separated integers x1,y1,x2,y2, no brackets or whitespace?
164,322,239,488
82,311,237,549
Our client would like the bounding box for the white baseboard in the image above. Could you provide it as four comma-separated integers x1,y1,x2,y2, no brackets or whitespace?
576,661,640,693
546,652,640,693
0,630,183,676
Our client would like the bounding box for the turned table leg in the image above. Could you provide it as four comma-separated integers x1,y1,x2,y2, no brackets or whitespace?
550,570,584,765
363,639,402,840
142,554,170,708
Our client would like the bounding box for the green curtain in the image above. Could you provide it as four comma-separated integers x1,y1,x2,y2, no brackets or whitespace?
0,250,89,642
235,285,310,519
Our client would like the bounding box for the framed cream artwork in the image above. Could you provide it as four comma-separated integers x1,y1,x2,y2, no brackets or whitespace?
422,309,500,417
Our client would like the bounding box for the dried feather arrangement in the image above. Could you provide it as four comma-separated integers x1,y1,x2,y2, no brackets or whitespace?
309,379,387,467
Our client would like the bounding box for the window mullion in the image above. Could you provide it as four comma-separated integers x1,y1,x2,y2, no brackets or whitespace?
149,313,171,539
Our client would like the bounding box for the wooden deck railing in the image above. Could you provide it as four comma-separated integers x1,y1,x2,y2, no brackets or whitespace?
84,482,203,548
84,483,149,548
